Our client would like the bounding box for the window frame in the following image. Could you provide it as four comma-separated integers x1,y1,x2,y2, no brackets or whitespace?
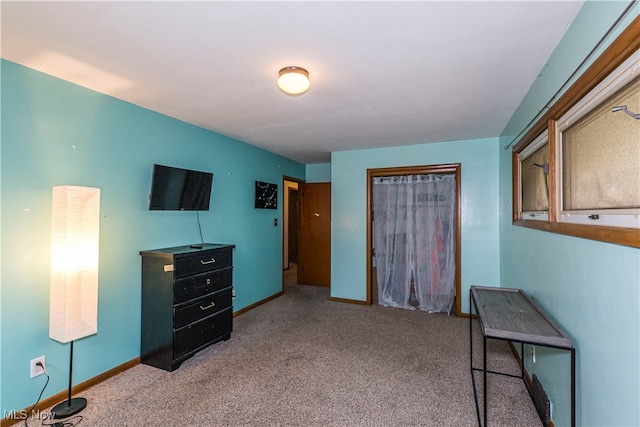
512,17,640,249
518,131,550,221
556,62,640,227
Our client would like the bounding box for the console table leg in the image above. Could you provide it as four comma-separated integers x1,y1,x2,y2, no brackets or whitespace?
470,294,473,372
520,342,525,379
470,292,482,426
483,335,488,426
571,348,576,427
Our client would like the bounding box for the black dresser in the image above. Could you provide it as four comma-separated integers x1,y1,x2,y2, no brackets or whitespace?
140,243,235,371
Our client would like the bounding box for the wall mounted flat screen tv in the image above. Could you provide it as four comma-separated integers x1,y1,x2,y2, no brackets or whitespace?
149,164,213,211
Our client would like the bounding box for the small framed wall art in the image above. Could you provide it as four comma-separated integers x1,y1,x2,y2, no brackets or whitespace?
255,181,278,209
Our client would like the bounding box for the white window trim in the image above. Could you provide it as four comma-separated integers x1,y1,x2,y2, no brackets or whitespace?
521,212,550,222
556,49,640,229
557,50,640,129
560,211,640,228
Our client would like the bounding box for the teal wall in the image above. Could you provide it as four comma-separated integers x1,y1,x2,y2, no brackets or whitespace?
305,163,331,183
3,2,639,425
499,2,640,426
330,137,501,312
0,60,304,416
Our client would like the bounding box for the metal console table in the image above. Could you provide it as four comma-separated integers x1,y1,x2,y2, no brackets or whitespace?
469,286,575,427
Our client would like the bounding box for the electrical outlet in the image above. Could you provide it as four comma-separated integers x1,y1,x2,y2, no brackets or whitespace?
30,356,45,378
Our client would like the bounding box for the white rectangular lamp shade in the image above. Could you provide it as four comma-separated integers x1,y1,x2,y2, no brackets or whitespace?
50,186,100,343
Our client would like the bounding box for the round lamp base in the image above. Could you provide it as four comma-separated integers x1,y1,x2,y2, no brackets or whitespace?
51,397,87,419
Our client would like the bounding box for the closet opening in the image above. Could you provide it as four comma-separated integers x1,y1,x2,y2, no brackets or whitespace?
366,164,461,316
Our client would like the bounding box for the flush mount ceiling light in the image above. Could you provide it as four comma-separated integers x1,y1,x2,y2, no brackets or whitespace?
277,66,310,96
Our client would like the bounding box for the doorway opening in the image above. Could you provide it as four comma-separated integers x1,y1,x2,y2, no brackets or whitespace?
283,177,303,290
366,164,462,316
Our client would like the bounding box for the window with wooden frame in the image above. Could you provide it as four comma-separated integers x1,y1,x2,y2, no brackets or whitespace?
557,69,639,228
518,131,549,221
512,17,640,248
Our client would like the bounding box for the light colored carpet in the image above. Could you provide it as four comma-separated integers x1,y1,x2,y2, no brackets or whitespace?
42,281,541,426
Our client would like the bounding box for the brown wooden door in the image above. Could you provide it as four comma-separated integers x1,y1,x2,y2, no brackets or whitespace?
298,183,331,287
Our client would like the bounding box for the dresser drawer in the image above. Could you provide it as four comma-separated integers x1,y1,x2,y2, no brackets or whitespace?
174,288,232,329
174,247,233,278
174,308,232,359
174,267,232,304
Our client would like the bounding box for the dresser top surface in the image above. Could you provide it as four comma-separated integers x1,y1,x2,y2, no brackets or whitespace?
140,243,235,257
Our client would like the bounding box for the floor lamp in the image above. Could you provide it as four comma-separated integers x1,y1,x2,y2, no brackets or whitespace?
49,186,100,419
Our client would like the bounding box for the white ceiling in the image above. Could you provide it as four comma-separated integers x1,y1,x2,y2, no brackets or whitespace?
1,1,583,164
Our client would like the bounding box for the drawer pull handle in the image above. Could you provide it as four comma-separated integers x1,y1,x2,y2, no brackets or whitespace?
200,258,216,265
206,278,211,285
200,302,216,311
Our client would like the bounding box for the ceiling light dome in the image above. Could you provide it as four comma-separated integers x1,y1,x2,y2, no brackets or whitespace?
277,66,310,96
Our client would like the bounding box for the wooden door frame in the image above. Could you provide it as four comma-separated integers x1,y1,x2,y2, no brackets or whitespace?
286,187,299,269
282,175,305,291
366,164,462,316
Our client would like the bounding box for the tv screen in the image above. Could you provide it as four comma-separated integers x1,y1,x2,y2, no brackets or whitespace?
149,164,213,211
